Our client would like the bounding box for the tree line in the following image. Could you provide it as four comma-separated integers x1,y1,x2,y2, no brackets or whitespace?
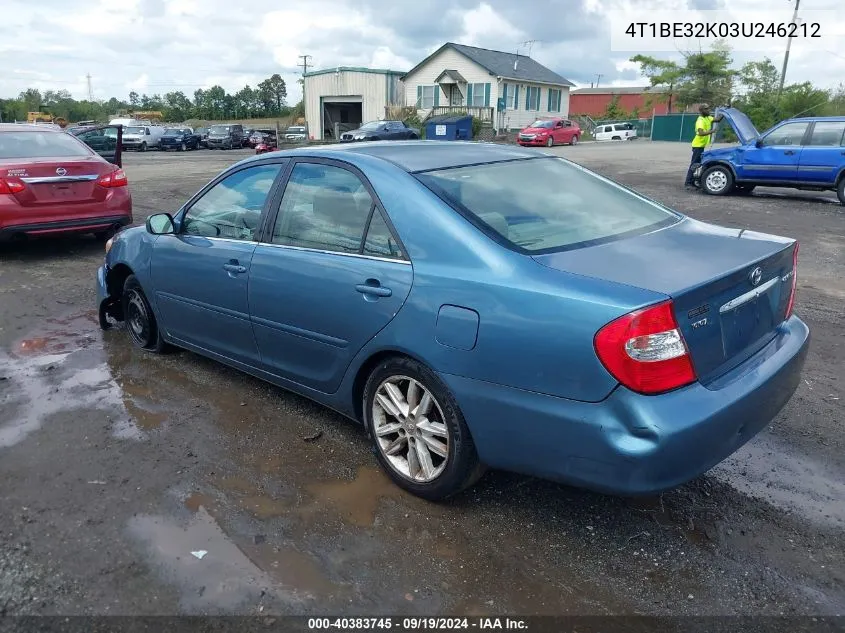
595,44,845,130
0,73,304,123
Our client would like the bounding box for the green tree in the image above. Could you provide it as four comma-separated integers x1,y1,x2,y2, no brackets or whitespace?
163,91,192,121
629,55,682,113
18,88,43,112
602,94,629,120
258,73,287,114
128,91,140,108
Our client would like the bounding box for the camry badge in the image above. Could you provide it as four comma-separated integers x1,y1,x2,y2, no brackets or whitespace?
749,266,762,287
56,167,67,176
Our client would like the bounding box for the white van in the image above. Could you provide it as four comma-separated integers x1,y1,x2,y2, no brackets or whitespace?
595,123,638,141
120,124,165,151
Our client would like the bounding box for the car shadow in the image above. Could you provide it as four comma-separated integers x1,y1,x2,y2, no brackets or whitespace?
0,235,106,262
748,188,841,206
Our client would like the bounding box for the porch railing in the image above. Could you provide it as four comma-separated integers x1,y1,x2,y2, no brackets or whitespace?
428,105,494,121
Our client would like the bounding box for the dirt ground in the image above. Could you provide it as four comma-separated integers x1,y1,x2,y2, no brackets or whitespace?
0,141,843,617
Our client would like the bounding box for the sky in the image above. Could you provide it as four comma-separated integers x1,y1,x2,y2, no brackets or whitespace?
2,0,844,105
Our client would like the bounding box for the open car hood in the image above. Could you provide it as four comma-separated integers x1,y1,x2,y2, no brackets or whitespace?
716,107,759,145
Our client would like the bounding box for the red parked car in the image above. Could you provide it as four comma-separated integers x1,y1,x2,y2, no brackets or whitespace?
0,124,132,242
517,117,581,147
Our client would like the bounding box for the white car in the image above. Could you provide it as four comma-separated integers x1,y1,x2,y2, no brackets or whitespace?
595,123,637,141
121,125,165,151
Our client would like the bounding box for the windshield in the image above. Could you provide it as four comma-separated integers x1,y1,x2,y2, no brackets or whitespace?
529,120,555,129
286,127,305,133
164,129,186,135
0,131,92,159
359,122,383,131
210,125,230,134
124,127,144,134
418,157,678,253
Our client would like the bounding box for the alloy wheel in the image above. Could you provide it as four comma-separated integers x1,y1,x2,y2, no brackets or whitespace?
371,375,449,483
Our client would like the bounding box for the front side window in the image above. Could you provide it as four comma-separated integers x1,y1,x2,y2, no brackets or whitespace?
761,122,809,147
807,121,845,146
418,157,678,253
183,164,282,241
272,163,374,254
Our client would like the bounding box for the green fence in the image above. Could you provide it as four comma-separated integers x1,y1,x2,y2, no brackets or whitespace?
593,118,652,138
650,113,700,142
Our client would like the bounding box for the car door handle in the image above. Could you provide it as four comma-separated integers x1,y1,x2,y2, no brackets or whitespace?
784,150,795,155
356,280,392,297
223,262,247,274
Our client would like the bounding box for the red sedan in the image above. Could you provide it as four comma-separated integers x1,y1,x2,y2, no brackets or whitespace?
517,117,581,147
0,124,132,241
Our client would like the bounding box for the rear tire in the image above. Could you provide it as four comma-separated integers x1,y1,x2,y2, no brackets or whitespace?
570,135,579,146
122,275,168,353
612,135,621,140
701,165,734,196
837,178,845,206
363,356,485,501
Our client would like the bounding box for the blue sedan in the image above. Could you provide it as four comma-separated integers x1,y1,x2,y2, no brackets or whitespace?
96,142,809,500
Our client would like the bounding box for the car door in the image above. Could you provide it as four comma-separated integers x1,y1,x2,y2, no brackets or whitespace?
74,125,123,167
738,120,809,182
797,120,845,184
248,159,413,393
551,120,565,144
149,161,286,365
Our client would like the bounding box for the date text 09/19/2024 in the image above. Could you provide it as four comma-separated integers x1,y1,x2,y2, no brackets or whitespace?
307,617,528,630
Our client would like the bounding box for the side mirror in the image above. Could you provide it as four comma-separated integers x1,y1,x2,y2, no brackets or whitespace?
146,213,175,235
755,138,763,148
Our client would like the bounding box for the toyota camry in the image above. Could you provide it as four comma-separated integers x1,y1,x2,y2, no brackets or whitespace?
95,141,809,500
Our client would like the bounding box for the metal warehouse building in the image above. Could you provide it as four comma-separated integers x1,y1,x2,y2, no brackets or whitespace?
304,67,405,141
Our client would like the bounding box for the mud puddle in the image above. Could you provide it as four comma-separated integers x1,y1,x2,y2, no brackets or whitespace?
0,312,166,447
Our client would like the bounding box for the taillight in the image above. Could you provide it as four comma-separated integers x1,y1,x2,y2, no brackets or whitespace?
594,300,697,395
97,168,128,188
0,178,25,194
785,241,799,319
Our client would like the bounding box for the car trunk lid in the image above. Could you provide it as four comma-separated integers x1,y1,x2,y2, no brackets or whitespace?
2,157,113,206
532,218,797,384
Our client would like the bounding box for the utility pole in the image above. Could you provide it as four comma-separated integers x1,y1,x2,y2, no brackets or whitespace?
297,54,312,127
777,0,801,99
86,73,93,102
595,73,603,88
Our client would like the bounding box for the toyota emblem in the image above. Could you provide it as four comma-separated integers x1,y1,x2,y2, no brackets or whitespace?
749,266,763,287
55,167,67,176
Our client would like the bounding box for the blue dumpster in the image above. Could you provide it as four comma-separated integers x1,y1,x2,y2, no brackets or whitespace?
425,115,473,141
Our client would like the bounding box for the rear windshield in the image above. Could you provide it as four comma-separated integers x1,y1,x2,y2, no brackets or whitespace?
210,125,230,133
418,157,678,253
0,131,91,159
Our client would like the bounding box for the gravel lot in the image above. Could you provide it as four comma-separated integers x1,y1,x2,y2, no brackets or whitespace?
0,141,843,616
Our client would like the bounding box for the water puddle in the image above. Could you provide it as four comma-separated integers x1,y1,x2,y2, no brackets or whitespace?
713,434,845,528
0,312,173,448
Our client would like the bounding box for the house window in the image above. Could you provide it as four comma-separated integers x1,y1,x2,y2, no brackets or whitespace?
504,83,517,110
548,89,561,113
469,83,486,107
526,86,541,111
421,85,436,109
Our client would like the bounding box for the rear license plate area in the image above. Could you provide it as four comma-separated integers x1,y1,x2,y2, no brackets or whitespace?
720,292,777,358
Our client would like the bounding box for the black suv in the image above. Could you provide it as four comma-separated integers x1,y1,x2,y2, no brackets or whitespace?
207,123,245,149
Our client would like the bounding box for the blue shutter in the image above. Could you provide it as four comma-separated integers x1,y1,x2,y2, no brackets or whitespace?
514,85,519,110
416,85,422,108
484,83,491,107
467,83,474,106
502,83,508,109
525,86,529,110
547,89,551,112
434,86,439,107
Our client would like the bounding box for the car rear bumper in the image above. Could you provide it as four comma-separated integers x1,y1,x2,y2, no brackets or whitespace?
440,315,810,495
0,214,132,240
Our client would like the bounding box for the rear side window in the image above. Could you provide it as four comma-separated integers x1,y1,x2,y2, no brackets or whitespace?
0,131,91,159
418,157,678,253
808,121,845,146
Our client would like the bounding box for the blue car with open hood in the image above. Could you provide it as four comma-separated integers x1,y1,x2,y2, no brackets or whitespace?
95,141,809,501
694,107,845,204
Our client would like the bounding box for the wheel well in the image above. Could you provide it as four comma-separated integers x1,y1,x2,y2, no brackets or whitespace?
702,161,737,180
106,263,134,300
351,349,422,423
836,168,845,186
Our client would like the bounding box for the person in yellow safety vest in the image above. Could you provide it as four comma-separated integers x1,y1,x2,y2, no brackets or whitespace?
684,104,724,189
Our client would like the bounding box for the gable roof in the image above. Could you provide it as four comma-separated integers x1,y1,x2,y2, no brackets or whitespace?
571,86,668,95
402,42,574,87
434,69,468,83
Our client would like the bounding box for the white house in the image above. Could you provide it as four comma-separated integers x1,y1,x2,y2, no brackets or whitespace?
400,42,575,132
